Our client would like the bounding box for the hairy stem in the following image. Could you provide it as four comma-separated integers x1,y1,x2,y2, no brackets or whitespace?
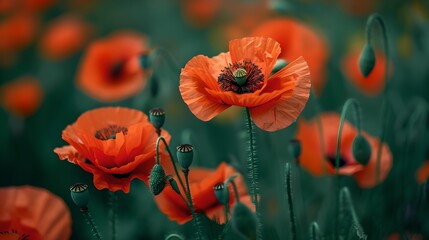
82,209,103,240
285,163,297,240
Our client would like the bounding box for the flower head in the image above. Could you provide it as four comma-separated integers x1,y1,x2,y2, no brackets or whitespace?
0,185,71,240
77,31,150,102
54,107,171,193
0,77,43,117
416,160,429,184
0,12,38,54
251,18,328,95
154,162,254,224
296,113,392,188
180,37,311,132
342,49,389,96
40,14,92,60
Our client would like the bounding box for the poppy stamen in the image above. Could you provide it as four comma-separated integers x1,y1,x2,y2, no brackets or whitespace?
218,60,264,94
94,125,128,140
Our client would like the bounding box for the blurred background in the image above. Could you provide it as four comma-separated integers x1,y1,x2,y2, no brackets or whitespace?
1,0,429,239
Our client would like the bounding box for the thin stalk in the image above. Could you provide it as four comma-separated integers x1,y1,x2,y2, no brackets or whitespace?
365,13,390,185
285,163,297,240
244,108,262,239
109,192,117,240
334,99,362,240
183,170,205,240
156,136,186,193
82,209,103,240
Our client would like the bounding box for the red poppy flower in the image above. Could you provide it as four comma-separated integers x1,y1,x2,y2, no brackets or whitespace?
251,18,329,96
154,162,254,224
22,0,55,12
77,31,150,102
180,37,311,132
0,185,71,240
39,15,92,60
416,160,429,184
54,107,171,193
342,49,389,96
0,77,43,117
296,113,392,188
0,12,39,54
181,0,223,27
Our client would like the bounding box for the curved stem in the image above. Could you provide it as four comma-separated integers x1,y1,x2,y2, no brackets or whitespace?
165,234,185,240
183,170,205,240
244,108,262,239
153,48,181,75
365,13,390,185
82,209,103,240
224,174,241,203
334,98,362,240
156,136,186,193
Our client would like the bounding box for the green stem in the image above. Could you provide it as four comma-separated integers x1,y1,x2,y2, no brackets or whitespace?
309,222,320,240
82,209,103,240
156,136,186,193
183,170,205,240
109,192,117,240
245,108,262,239
365,13,390,186
334,99,362,240
224,174,241,203
285,163,297,240
165,233,185,240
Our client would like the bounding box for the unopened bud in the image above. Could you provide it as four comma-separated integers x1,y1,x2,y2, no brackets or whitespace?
231,202,257,240
359,44,376,77
352,134,371,165
149,164,166,195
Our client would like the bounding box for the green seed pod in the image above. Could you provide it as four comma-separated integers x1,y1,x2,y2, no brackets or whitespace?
139,53,153,69
149,164,166,195
233,68,247,86
358,44,376,77
149,108,165,130
176,144,193,169
70,183,89,209
271,58,288,75
214,182,229,205
288,139,301,160
167,175,181,195
231,202,257,240
352,134,372,166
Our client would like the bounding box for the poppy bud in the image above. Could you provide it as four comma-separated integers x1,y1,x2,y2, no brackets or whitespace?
176,144,193,169
70,183,89,210
214,182,229,205
149,164,166,195
288,139,301,160
233,68,247,86
232,202,257,240
352,134,371,165
149,108,165,130
358,44,376,77
167,175,181,195
271,58,288,75
139,53,153,69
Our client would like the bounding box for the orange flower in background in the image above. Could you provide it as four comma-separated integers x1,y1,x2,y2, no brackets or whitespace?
0,185,71,240
296,113,392,188
181,0,223,27
180,37,311,132
40,15,92,60
0,77,43,117
54,107,171,193
416,160,429,184
342,49,388,96
0,12,39,54
77,31,149,102
154,162,254,224
251,18,329,95
22,0,55,12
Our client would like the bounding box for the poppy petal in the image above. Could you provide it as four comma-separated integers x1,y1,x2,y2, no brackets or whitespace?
180,54,230,121
229,37,281,79
249,56,311,131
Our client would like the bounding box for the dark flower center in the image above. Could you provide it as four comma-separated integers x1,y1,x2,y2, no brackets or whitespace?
218,60,264,94
326,155,348,168
0,229,30,240
109,61,125,80
95,125,128,140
